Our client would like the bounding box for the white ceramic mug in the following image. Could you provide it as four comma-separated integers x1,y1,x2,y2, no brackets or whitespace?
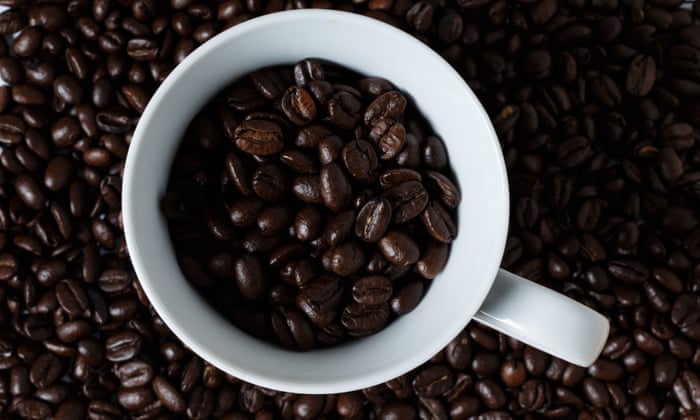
122,9,610,394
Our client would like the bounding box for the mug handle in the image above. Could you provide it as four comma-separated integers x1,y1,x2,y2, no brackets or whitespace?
473,269,610,367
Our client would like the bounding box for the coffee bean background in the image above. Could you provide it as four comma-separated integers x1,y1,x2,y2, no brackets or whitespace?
0,0,698,418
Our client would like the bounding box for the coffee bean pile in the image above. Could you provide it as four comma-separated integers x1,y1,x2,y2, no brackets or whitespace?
0,0,698,418
162,59,460,350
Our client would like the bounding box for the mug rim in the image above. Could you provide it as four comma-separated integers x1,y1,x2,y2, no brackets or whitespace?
122,9,510,393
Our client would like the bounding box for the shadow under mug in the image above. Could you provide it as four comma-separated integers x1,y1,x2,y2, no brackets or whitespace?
122,9,610,394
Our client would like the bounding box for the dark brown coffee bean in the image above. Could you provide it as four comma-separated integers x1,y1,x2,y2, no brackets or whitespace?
280,257,320,288
341,302,390,336
316,135,343,165
105,331,142,362
416,240,449,279
413,365,453,398
250,67,286,99
252,164,288,201
424,171,461,209
368,118,406,160
271,306,315,350
321,210,353,248
280,149,318,174
281,86,317,126
390,278,424,315
152,375,186,414
320,163,352,212
661,206,698,233
421,201,457,243
626,54,656,97
591,74,623,107
322,241,365,276
355,198,392,242
379,169,422,189
235,254,268,301
296,273,342,327
117,386,154,411
115,360,153,388
234,119,284,155
55,279,88,317
294,59,325,86
327,91,362,129
29,353,63,388
257,203,293,236
342,140,379,182
378,230,420,266
608,260,649,284
382,181,429,223
14,175,45,210
12,26,42,57
228,197,264,228
0,56,23,84
294,205,323,242
475,379,507,409
126,38,158,61
365,91,407,126
0,9,27,34
352,275,392,306
57,320,90,343
87,399,122,419
634,328,665,355
16,398,51,419
54,400,86,420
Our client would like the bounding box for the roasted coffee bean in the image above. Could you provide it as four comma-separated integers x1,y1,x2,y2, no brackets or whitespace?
105,331,142,362
270,306,315,350
115,360,154,388
29,353,63,388
342,140,379,182
14,175,45,210
252,164,288,201
281,86,317,126
327,91,362,129
250,67,287,99
424,171,461,209
390,278,424,315
320,163,352,212
421,201,457,243
235,254,268,301
355,198,392,242
294,59,325,86
280,149,318,174
365,91,407,126
352,275,392,306
341,301,390,336
416,240,449,280
55,279,88,317
475,379,507,409
296,273,342,327
322,241,365,276
16,398,51,419
318,135,344,165
378,230,420,266
152,375,186,414
382,181,429,223
368,118,406,160
234,119,284,155
294,205,323,242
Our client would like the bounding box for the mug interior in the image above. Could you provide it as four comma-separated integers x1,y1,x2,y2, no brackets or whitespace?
122,9,509,393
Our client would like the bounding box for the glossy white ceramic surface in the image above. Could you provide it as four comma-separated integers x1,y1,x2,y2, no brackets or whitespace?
123,9,608,394
475,270,610,367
